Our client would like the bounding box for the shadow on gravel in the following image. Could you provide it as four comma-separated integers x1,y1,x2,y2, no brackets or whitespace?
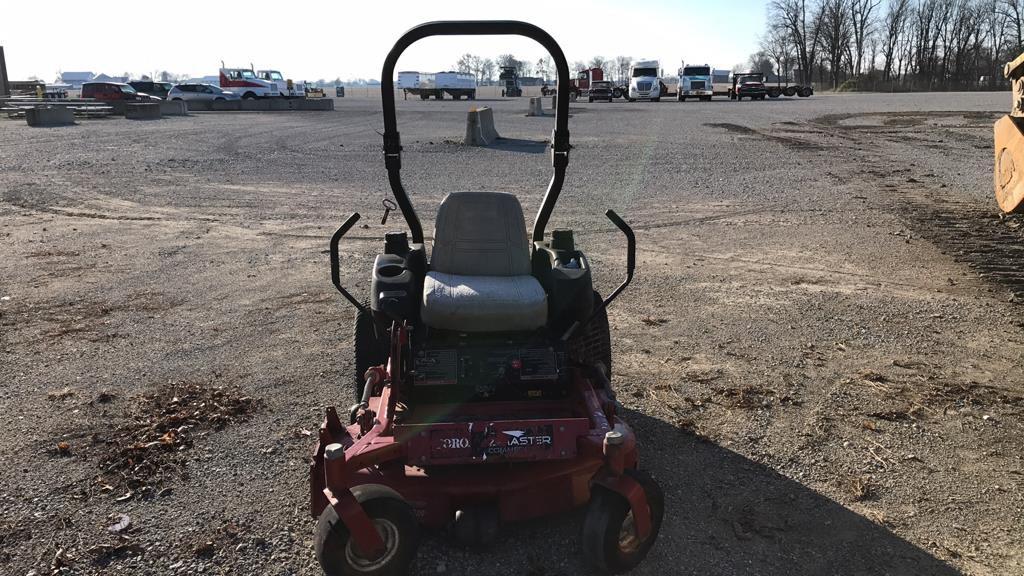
487,138,548,154
624,408,962,576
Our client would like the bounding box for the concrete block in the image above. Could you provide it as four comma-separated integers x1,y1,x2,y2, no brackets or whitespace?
464,107,500,146
527,97,546,117
213,99,243,111
25,106,75,127
125,103,161,120
159,100,188,116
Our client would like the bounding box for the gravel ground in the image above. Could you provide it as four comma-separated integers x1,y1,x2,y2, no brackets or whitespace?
2,91,1023,576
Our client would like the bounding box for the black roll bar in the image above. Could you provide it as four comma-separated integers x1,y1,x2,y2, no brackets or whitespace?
379,20,572,243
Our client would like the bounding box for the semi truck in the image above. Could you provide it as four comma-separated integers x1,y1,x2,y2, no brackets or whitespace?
627,60,665,102
499,66,522,97
540,67,625,100
677,63,713,101
396,71,477,100
219,67,280,99
257,69,306,98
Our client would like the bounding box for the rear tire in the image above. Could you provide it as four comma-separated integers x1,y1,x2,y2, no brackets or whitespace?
581,469,664,575
799,86,812,97
568,291,612,378
354,306,387,401
315,486,419,576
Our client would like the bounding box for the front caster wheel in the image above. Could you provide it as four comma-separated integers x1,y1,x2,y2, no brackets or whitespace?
581,469,664,575
315,486,420,576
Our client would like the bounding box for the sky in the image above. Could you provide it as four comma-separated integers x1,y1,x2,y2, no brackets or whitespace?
1,1,766,82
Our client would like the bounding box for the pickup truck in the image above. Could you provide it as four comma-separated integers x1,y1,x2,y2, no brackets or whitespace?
729,72,767,101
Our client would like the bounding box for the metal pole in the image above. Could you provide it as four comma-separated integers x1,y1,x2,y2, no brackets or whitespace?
0,46,9,97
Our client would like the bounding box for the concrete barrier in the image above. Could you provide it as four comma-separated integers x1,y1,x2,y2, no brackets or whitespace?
179,98,334,112
159,100,188,116
25,106,75,127
464,107,500,146
125,103,161,120
212,99,243,111
527,97,546,117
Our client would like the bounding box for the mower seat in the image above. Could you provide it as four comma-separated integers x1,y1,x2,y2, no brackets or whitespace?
421,192,547,332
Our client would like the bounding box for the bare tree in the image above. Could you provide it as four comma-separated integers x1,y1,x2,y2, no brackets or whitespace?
457,53,481,77
881,0,913,80
850,0,882,76
481,59,495,83
535,56,553,80
770,0,818,83
761,27,797,81
999,0,1024,53
820,0,854,87
614,56,633,83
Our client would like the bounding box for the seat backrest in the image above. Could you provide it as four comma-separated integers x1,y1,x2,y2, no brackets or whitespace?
431,192,531,276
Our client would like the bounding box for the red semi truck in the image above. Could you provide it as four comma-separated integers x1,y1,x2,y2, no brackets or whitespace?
541,67,625,99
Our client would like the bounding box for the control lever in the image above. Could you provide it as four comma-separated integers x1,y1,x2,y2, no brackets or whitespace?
330,213,369,314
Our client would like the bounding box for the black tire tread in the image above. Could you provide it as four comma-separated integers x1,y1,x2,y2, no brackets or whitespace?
315,490,419,576
581,469,665,575
567,291,612,377
354,305,387,400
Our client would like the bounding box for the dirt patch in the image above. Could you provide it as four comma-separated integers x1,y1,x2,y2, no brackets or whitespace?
703,122,823,150
57,381,261,500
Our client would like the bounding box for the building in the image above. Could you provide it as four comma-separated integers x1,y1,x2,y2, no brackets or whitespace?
91,73,129,84
59,71,94,89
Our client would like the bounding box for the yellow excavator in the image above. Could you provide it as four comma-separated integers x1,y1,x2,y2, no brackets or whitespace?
994,53,1024,213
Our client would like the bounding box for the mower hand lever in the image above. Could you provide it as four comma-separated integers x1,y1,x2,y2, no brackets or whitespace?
604,210,635,279
329,213,369,314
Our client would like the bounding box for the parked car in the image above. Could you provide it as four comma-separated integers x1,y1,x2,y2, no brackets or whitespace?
128,80,172,99
588,80,614,102
168,84,240,102
81,82,161,102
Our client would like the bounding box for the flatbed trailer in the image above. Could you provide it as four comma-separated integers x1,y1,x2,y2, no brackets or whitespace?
397,71,477,100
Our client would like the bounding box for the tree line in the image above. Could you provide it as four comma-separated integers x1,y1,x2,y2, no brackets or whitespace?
753,0,1024,91
454,53,637,83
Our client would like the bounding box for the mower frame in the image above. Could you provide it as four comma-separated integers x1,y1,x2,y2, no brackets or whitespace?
310,20,660,575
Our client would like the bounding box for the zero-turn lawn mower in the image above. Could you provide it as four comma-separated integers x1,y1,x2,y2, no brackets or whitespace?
309,20,664,576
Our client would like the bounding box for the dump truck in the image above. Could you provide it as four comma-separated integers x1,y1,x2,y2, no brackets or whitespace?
396,71,477,100
995,53,1024,213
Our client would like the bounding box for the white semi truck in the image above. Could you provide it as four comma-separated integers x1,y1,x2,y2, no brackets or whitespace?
677,63,713,101
257,69,305,98
219,67,280,99
396,71,477,100
627,60,663,102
